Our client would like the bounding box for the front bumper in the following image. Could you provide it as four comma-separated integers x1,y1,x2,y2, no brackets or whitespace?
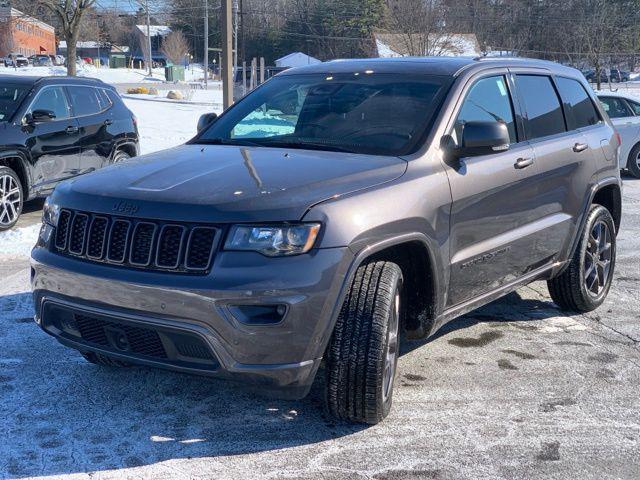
31,244,353,399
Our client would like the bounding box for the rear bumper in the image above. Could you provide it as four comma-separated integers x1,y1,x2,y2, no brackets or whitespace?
31,245,353,398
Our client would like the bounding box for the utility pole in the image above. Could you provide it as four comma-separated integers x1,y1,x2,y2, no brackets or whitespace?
145,0,152,76
204,0,209,88
233,0,238,78
222,0,233,109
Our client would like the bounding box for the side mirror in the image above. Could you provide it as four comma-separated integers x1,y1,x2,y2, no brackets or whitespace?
447,121,510,159
29,109,56,123
197,112,218,132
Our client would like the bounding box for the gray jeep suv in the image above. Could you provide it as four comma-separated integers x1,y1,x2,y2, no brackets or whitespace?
31,57,622,424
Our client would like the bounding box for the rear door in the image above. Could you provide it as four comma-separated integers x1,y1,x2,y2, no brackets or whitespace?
24,85,81,191
444,72,539,307
66,85,114,175
512,73,593,263
598,95,638,169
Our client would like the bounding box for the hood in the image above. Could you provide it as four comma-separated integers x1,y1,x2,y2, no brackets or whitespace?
54,144,407,222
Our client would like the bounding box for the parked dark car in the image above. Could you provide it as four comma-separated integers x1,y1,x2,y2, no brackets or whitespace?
584,69,609,83
609,68,630,82
32,57,621,424
0,75,139,230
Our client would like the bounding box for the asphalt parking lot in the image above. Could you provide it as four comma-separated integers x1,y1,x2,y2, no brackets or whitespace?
1,178,639,480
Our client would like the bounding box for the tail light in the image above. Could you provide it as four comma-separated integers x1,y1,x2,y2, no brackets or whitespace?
614,131,621,147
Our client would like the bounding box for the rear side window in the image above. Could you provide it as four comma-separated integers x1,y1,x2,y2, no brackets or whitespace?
627,99,640,116
67,86,102,116
555,77,600,129
516,75,566,140
96,89,113,110
455,75,517,143
599,97,633,118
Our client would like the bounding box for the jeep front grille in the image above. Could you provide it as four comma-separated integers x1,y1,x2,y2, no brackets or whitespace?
52,209,221,274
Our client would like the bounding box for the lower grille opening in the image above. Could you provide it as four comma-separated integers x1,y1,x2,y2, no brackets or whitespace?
74,314,167,359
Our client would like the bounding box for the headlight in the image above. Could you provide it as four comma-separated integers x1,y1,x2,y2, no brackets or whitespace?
225,223,321,256
42,197,60,226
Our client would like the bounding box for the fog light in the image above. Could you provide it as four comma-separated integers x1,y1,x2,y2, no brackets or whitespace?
229,304,287,325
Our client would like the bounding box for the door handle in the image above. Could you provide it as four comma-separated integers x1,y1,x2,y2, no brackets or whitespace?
514,157,534,169
104,119,113,126
65,126,79,134
573,142,588,153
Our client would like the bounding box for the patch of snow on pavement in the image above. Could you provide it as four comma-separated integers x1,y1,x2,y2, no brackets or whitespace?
0,224,39,257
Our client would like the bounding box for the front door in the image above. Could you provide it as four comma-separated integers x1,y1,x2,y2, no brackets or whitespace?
444,74,540,307
24,86,81,192
598,95,640,170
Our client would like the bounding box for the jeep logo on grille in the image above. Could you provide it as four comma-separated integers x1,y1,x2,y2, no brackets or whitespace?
113,200,139,215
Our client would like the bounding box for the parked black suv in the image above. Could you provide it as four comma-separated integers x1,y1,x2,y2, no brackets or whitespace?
32,57,621,424
0,75,139,230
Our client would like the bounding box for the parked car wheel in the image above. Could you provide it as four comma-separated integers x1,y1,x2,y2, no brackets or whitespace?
112,149,131,164
627,143,640,178
81,351,130,367
325,261,403,424
0,166,23,231
548,204,616,313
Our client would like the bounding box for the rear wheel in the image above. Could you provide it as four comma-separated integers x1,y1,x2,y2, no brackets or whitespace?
81,351,130,367
0,166,23,232
325,261,403,424
112,149,131,164
548,204,616,312
627,143,640,178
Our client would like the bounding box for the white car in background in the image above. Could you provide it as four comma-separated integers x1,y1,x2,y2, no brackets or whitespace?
598,92,640,177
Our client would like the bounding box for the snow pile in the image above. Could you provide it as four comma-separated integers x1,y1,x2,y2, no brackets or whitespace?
0,224,40,257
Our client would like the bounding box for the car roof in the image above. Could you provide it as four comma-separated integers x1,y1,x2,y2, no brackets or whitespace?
0,74,112,88
278,56,582,78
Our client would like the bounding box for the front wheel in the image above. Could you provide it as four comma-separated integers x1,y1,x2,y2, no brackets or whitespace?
0,166,23,232
548,204,616,312
325,261,403,424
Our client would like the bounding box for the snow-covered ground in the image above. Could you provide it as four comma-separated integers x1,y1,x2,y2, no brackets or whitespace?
0,63,207,83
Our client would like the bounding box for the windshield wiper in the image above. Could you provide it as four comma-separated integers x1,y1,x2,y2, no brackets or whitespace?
258,140,357,154
192,138,264,147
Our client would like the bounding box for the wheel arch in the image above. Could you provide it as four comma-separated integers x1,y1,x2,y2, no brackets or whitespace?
111,141,138,160
592,181,622,234
0,151,31,199
344,234,442,339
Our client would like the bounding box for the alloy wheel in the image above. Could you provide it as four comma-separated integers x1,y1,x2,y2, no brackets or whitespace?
584,220,612,297
0,174,21,227
382,288,400,404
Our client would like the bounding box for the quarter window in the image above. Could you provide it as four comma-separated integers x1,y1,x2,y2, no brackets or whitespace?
599,97,633,118
516,75,566,139
625,99,640,116
67,86,102,116
29,86,70,120
555,77,600,129
454,75,517,144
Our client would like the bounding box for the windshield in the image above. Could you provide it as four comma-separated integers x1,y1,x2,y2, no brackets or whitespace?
194,73,450,155
0,84,29,121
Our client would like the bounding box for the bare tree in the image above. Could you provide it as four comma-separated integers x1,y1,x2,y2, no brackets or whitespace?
385,0,452,56
0,17,13,57
39,0,97,75
161,30,190,64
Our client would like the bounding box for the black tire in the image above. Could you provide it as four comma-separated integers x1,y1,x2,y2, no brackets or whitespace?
548,204,616,313
627,143,640,178
0,166,24,232
325,261,403,424
112,149,131,164
81,351,130,367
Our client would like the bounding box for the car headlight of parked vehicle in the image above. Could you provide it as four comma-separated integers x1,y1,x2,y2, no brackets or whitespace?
42,197,60,227
225,223,321,256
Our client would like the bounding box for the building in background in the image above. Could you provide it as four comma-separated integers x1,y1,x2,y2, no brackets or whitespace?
275,52,321,68
0,4,55,57
132,24,171,67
